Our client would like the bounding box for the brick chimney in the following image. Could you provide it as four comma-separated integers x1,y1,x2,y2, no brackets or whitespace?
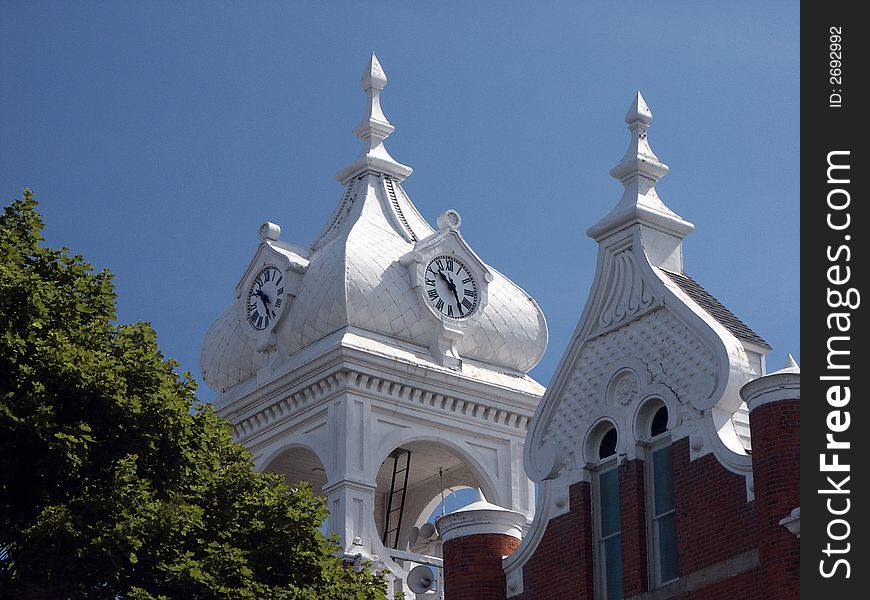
740,355,800,600
436,491,526,600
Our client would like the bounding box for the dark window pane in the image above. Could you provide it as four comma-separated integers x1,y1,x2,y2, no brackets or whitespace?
600,468,620,536
656,513,679,583
651,405,669,437
599,428,618,459
653,446,674,514
605,535,623,600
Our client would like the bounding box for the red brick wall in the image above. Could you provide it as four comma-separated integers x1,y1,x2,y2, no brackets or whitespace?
442,533,521,600
508,438,763,599
514,481,594,600
749,399,800,600
671,437,757,575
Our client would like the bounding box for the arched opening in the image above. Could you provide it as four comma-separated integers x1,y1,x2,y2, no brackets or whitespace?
651,405,669,437
262,445,328,497
635,396,671,443
584,418,621,465
374,440,489,555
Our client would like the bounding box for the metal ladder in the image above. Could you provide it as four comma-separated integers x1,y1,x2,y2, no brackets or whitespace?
382,448,412,549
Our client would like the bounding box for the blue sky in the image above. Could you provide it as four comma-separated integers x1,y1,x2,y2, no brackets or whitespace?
1,2,799,402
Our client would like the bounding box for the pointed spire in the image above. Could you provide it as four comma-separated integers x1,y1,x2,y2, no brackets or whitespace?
624,91,653,125
587,92,694,255
336,53,412,184
609,91,668,191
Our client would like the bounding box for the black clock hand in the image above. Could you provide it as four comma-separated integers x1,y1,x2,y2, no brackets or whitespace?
439,270,459,293
440,271,463,313
257,290,274,318
448,282,462,307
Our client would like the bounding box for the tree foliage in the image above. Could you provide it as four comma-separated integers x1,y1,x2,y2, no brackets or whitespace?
0,191,386,599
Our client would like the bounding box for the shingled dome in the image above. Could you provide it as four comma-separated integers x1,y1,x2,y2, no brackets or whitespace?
201,54,547,394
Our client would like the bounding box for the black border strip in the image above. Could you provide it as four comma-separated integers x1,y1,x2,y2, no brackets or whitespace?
802,2,867,596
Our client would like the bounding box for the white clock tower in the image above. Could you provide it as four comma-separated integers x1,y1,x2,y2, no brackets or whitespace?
200,54,548,597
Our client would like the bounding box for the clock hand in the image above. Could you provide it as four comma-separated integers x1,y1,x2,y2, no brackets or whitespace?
450,286,462,307
257,290,274,318
440,270,459,292
442,273,462,304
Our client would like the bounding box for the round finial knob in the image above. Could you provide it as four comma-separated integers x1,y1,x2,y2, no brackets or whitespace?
437,209,462,231
258,221,281,242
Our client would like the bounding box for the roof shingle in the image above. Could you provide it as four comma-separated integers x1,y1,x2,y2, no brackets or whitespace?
662,270,771,349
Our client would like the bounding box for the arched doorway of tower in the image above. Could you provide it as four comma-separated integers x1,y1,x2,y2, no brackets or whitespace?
374,440,494,556
261,444,330,531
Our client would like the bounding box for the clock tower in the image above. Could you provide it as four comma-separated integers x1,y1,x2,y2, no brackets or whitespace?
200,54,548,597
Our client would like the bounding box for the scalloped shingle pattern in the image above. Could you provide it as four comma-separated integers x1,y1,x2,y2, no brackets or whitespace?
201,303,268,392
201,174,548,392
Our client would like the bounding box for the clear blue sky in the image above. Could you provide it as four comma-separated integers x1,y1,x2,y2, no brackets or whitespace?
1,2,799,402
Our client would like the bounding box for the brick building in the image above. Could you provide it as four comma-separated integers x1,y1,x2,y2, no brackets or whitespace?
442,92,800,600
200,56,800,599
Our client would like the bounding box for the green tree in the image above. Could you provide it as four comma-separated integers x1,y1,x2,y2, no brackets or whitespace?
0,191,386,599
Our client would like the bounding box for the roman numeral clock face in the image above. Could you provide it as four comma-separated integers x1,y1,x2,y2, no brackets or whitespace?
424,255,479,319
246,265,286,331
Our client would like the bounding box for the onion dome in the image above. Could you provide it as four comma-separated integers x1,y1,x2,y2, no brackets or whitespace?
202,54,547,393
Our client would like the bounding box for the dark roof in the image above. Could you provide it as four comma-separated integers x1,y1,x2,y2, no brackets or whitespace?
662,270,771,349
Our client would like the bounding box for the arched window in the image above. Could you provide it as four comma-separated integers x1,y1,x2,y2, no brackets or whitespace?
644,404,679,586
591,423,623,600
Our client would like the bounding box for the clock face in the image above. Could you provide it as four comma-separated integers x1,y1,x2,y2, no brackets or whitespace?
246,265,286,331
424,255,479,319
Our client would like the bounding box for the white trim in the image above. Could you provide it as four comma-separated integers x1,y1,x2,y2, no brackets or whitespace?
436,507,525,543
741,372,800,411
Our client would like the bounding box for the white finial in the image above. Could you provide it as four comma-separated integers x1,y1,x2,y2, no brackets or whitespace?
625,90,653,124
258,221,281,242
361,52,387,91
436,209,462,231
610,91,668,184
336,53,412,184
587,91,694,263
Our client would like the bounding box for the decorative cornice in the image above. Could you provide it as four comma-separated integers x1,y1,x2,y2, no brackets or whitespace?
229,365,533,443
381,175,417,242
